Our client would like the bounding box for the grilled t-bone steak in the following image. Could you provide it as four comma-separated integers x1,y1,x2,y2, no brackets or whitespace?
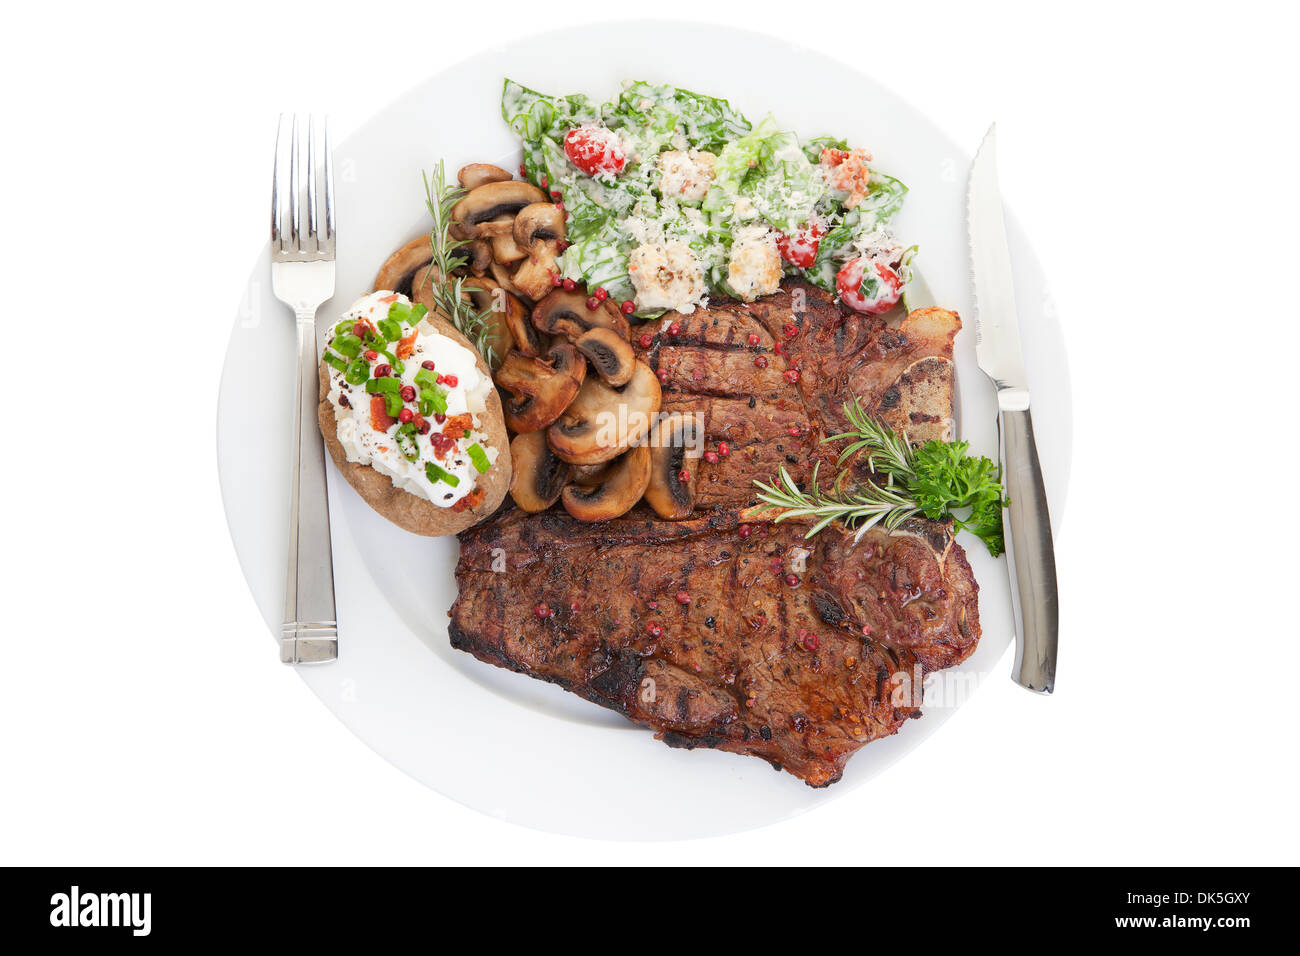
638,281,961,507
450,281,980,786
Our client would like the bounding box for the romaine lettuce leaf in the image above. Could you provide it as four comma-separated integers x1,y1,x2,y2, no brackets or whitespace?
562,225,636,303
858,171,908,223
606,81,751,153
703,118,826,232
501,79,600,146
801,135,847,164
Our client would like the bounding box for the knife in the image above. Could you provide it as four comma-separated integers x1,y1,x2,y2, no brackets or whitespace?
966,124,1059,693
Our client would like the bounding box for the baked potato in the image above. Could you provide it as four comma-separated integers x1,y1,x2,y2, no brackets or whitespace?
317,290,511,536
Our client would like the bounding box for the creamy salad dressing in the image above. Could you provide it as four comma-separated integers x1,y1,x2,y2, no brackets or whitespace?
325,291,499,507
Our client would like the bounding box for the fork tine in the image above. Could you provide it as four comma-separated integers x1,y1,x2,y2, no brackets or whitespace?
324,116,335,245
271,113,285,249
289,114,301,249
306,115,319,243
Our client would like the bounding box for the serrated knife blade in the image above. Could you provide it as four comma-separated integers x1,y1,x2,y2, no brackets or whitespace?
968,126,1029,400
966,124,1059,693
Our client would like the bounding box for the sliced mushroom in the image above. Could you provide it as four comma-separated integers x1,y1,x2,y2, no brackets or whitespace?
491,232,528,264
509,203,568,301
509,431,572,513
462,277,517,366
373,236,433,296
405,270,524,369
494,344,586,433
547,361,661,465
512,250,559,300
569,461,616,488
457,239,492,275
465,277,535,358
490,259,527,299
457,163,513,191
492,282,542,357
561,444,651,522
451,181,547,239
643,413,705,520
575,327,636,386
476,214,516,239
532,289,632,343
514,203,567,248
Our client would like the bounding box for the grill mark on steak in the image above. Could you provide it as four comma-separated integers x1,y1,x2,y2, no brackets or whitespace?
450,282,977,786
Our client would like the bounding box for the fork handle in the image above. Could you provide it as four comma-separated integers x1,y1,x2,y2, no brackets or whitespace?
282,311,338,664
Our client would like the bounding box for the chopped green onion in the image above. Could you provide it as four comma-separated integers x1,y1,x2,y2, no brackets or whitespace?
379,348,404,375
425,462,460,487
378,317,403,342
413,367,438,390
334,320,354,336
364,377,402,395
418,386,448,418
365,376,404,415
333,333,363,358
387,300,427,327
395,423,420,462
467,443,491,474
323,351,349,373
345,357,370,385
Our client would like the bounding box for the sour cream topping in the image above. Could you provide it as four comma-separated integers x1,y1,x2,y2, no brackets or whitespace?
324,291,499,508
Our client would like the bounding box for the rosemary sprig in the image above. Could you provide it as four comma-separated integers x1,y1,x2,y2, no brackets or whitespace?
753,398,1009,556
754,461,920,543
826,396,914,481
421,161,498,367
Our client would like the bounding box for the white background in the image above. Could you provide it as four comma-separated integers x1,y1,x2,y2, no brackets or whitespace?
2,0,1297,864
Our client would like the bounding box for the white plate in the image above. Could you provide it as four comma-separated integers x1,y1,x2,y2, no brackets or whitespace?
218,21,1072,840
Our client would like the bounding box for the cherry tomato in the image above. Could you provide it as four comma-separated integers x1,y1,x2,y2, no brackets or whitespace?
836,257,904,314
775,223,826,268
563,126,628,177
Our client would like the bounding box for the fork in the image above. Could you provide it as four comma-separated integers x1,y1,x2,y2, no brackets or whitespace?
272,114,338,664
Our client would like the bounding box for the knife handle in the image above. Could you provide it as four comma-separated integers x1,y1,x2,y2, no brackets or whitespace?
998,403,1059,693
